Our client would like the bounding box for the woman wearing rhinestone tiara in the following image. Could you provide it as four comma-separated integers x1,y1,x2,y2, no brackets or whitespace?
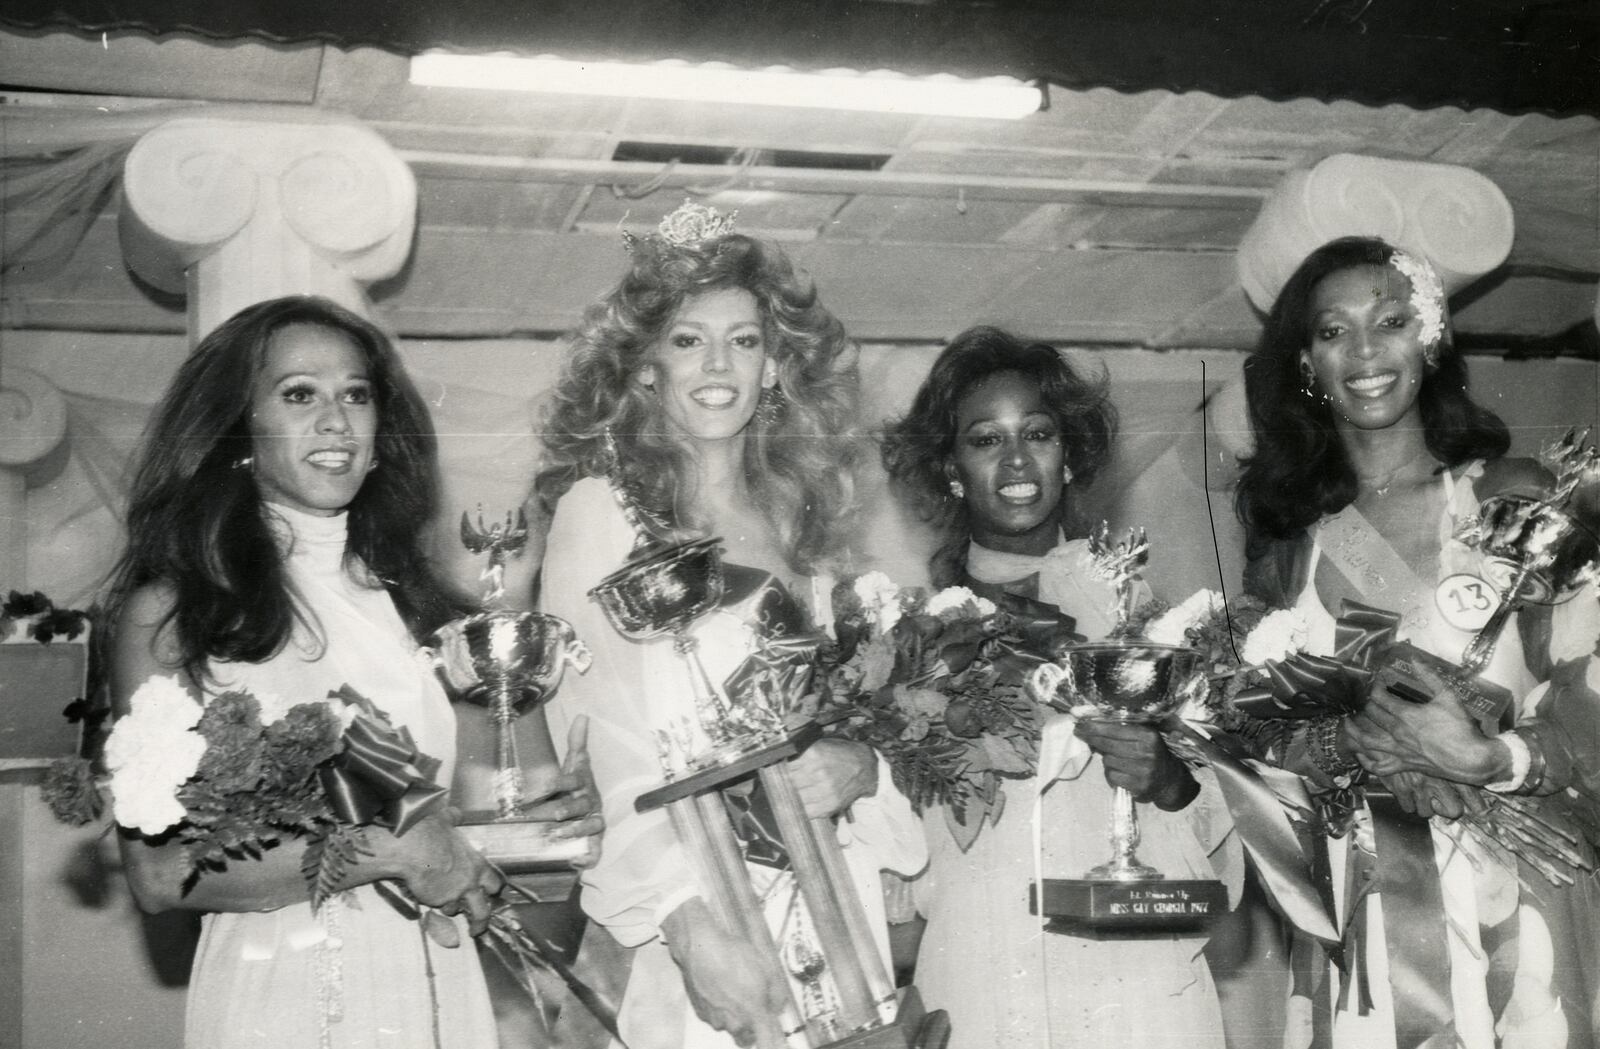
1235,236,1600,1049
530,201,927,1049
879,325,1237,1049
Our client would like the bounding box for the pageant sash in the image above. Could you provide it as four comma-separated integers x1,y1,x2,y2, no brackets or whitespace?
1317,507,1432,637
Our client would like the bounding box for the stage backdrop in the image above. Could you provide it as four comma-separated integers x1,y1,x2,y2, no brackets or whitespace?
1,328,1596,1049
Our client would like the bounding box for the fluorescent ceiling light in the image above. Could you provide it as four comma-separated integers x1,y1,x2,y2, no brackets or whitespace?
409,54,1045,119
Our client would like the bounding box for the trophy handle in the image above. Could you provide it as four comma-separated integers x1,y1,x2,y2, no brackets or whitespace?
1026,662,1068,708
564,638,594,676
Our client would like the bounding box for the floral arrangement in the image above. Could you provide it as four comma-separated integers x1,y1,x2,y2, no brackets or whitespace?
52,675,444,903
1133,589,1306,725
815,572,1043,848
1146,588,1594,887
1,588,91,644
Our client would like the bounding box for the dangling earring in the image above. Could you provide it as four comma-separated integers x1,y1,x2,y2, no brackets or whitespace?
756,386,784,427
231,455,253,471
948,479,965,500
1062,464,1074,486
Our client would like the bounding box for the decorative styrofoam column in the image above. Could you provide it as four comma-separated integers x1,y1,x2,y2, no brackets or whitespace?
119,112,416,340
1237,153,1514,312
0,367,67,588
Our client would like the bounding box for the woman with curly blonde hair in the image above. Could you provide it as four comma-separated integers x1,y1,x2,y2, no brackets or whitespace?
532,214,859,575
534,203,925,1049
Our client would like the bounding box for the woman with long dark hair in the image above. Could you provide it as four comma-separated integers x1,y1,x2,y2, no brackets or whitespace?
106,295,600,1048
535,203,925,1049
1236,236,1600,1049
881,325,1235,1049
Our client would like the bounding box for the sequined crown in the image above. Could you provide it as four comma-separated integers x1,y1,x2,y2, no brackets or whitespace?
625,199,738,253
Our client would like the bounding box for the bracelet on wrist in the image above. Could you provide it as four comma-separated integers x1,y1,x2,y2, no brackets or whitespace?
1485,732,1531,793
1308,716,1364,784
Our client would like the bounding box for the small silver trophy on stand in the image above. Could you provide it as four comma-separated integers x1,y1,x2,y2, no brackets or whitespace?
1026,524,1225,928
431,508,595,871
1380,429,1600,726
587,467,924,1049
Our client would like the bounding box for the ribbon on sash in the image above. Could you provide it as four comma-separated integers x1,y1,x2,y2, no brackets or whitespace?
1350,793,1458,1049
318,685,448,836
1164,720,1341,948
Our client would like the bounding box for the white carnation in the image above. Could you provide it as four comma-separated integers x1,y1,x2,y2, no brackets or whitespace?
852,571,905,632
104,674,206,836
924,586,997,620
251,688,297,727
1146,589,1222,646
1240,609,1310,666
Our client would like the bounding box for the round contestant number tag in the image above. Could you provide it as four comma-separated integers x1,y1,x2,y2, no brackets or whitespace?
1435,573,1499,631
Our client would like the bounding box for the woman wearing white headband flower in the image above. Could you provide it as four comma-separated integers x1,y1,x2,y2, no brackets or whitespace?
524,201,926,1049
1236,236,1600,1049
880,325,1238,1049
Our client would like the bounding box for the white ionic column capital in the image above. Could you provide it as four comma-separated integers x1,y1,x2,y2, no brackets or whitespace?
120,113,416,340
0,367,67,587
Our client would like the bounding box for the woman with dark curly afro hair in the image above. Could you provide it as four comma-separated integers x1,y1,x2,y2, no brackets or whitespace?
881,325,1236,1049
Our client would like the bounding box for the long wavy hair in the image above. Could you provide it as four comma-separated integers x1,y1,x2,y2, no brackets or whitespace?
533,232,860,574
880,326,1116,587
103,296,462,682
1235,236,1510,542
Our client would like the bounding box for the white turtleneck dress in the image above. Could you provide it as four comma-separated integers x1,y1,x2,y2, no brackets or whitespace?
183,504,497,1049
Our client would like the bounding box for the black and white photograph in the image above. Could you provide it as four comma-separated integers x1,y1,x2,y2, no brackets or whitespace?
1,3,1596,1048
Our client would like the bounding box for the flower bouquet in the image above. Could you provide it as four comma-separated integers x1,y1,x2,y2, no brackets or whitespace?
46,674,623,1045
1143,589,1595,890
815,572,1044,849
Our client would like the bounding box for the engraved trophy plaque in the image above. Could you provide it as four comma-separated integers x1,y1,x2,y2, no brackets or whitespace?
1026,525,1226,929
589,472,929,1049
431,509,596,872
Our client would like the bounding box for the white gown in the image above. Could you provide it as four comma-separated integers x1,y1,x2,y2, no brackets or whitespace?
541,477,928,1049
1284,462,1600,1049
183,504,498,1049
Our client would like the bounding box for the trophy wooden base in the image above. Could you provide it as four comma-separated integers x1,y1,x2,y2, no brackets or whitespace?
456,812,596,876
823,987,948,1049
1379,641,1513,732
1029,878,1225,930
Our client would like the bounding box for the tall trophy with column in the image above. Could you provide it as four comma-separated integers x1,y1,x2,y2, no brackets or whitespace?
430,508,597,872
587,471,929,1049
1026,524,1226,928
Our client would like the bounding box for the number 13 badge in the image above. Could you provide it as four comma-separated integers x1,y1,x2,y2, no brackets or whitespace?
1435,571,1502,631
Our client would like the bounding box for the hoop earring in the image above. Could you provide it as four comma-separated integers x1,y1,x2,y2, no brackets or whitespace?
948,479,965,500
756,386,784,427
